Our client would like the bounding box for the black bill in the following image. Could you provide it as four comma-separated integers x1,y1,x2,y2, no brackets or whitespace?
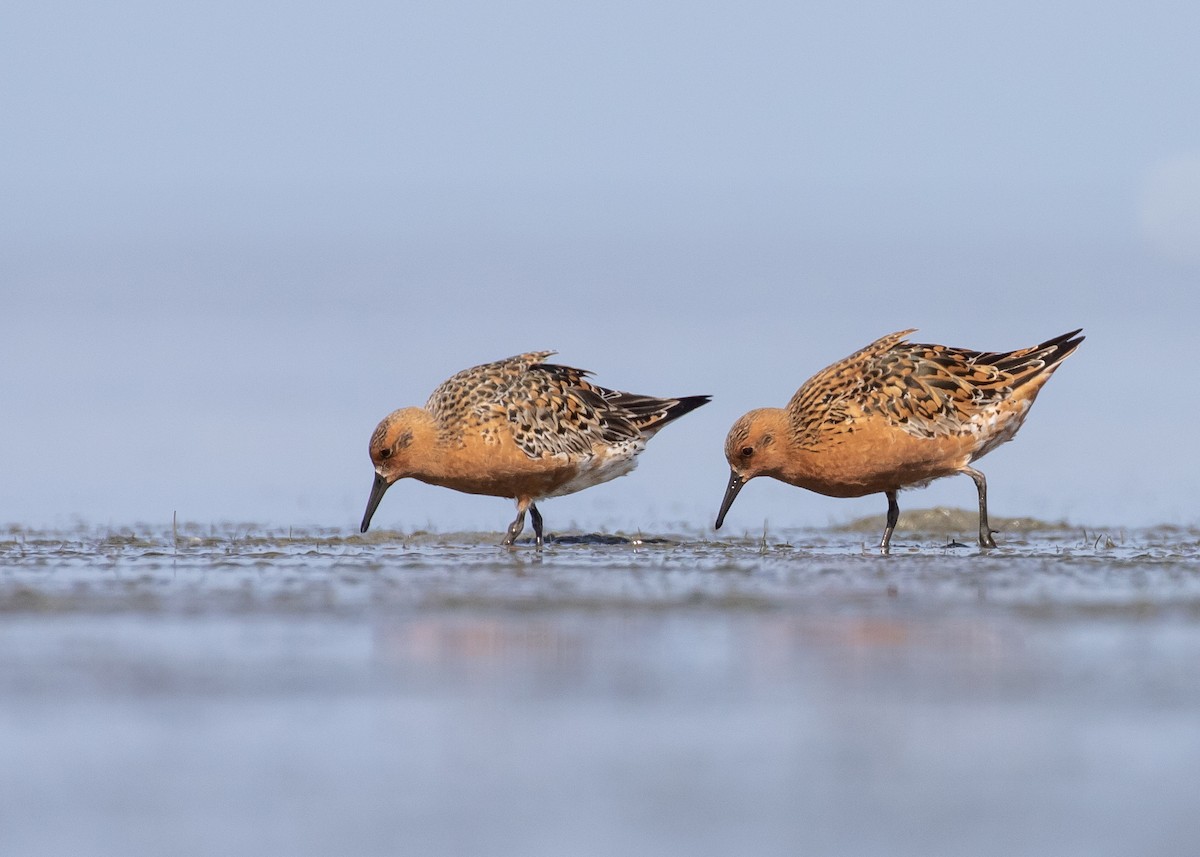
360,472,391,533
714,470,746,530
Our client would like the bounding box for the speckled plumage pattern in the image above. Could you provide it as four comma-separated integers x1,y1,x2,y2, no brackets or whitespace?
717,330,1084,552
361,352,710,547
425,352,694,457
783,329,1083,452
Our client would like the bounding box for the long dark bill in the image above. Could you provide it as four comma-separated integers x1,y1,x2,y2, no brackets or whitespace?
360,472,391,533
714,471,747,530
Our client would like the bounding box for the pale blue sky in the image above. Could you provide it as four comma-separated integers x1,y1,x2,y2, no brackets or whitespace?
4,1,1199,531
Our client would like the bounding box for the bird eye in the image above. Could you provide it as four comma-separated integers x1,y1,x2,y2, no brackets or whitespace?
741,446,754,457
379,448,392,459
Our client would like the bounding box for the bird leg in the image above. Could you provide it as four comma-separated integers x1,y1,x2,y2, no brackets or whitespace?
880,490,899,554
529,503,544,549
962,466,998,548
501,504,527,546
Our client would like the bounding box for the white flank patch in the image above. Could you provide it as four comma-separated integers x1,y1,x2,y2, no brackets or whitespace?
971,401,1031,460
544,440,645,498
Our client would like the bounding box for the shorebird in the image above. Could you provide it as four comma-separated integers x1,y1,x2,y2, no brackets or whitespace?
714,329,1083,552
360,352,709,547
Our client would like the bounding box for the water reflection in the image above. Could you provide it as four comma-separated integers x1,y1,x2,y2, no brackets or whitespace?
3,526,1200,856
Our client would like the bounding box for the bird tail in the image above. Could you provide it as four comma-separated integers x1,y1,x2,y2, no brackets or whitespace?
610,393,711,434
988,329,1084,389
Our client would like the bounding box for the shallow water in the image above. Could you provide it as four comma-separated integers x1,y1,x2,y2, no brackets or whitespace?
3,517,1200,856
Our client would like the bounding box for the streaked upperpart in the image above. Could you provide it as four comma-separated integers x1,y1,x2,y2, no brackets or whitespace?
360,351,710,547
715,329,1084,552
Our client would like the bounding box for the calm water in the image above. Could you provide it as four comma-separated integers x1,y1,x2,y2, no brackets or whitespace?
3,517,1200,856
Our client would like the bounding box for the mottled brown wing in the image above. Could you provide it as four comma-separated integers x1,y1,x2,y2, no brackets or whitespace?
884,331,1085,438
424,352,557,434
787,329,1083,445
862,340,1023,439
785,331,921,445
424,352,640,457
503,363,647,458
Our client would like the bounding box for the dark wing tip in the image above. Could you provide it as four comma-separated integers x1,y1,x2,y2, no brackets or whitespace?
1040,328,1085,366
661,394,711,424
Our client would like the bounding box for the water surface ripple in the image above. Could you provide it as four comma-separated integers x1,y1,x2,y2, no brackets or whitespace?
2,522,1199,857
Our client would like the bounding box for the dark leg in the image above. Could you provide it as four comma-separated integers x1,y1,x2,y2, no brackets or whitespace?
962,466,997,548
501,504,527,546
529,503,544,549
880,490,899,554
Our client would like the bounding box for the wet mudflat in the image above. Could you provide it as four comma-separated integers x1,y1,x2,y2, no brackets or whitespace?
2,514,1200,856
